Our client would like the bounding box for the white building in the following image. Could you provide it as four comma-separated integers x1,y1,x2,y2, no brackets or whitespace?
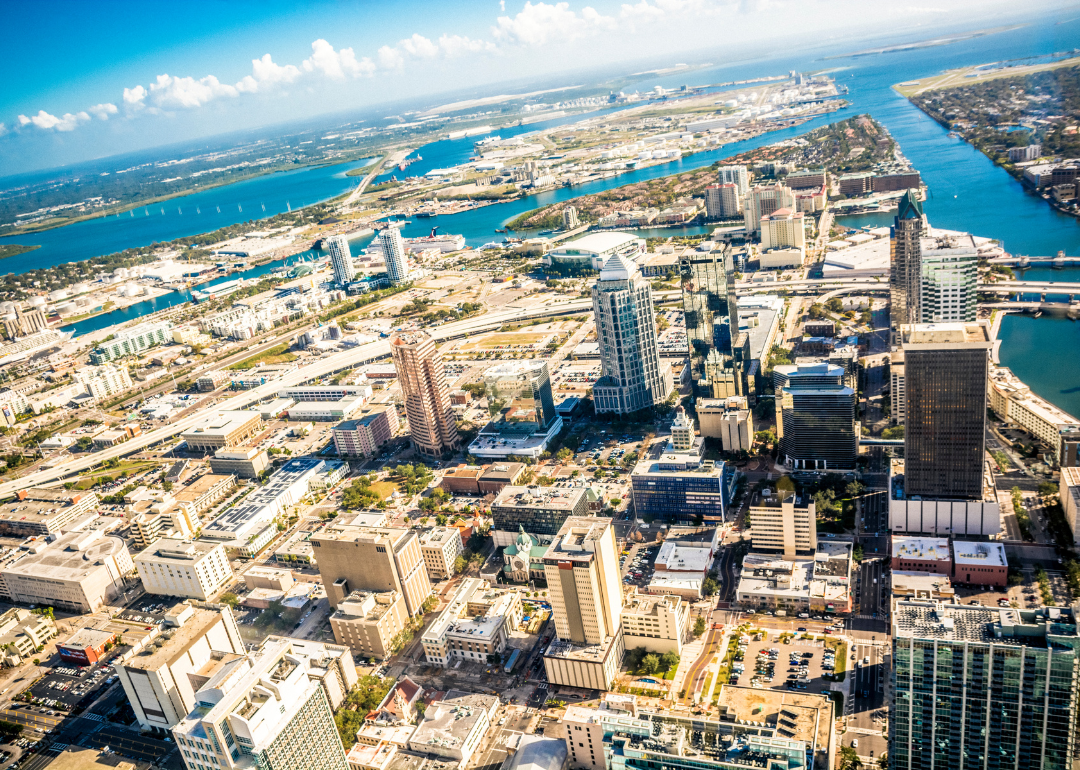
620,592,689,655
172,637,353,770
135,539,233,600
759,208,806,266
1061,467,1080,545
543,232,646,272
418,527,463,580
719,165,750,196
408,689,499,766
327,235,356,286
743,185,795,234
920,233,978,323
380,227,410,285
74,364,133,401
988,365,1080,460
420,577,523,666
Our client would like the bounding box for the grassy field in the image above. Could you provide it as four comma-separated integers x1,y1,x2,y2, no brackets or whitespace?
0,244,40,260
895,55,1080,97
74,460,162,488
369,481,397,500
228,343,298,370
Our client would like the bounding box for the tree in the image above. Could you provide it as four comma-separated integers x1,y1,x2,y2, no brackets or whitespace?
660,651,680,671
1038,481,1058,498
436,514,448,526
882,425,904,440
807,303,826,320
825,298,843,314
556,447,572,463
641,654,660,675
702,577,719,596
845,480,865,499
219,592,239,608
693,616,706,637
839,746,862,770
454,555,467,575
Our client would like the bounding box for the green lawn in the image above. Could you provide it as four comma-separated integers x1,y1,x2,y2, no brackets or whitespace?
228,343,298,370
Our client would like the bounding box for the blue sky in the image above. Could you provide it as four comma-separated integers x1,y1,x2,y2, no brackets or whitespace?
1,0,1071,176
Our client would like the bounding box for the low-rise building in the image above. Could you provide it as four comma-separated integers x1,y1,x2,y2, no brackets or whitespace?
479,463,527,495
1,529,134,613
0,487,99,537
619,593,689,655
181,410,264,453
501,527,548,584
173,473,236,519
421,577,523,666
329,590,409,661
407,690,499,766
134,539,233,600
736,542,853,615
491,486,589,545
287,396,368,422
418,527,463,580
114,604,245,730
210,445,270,479
988,365,1080,462
952,541,1008,587
0,607,58,667
890,571,955,604
59,627,117,665
888,458,1001,537
646,540,713,600
696,397,753,452
440,466,483,495
891,536,951,574
332,405,400,457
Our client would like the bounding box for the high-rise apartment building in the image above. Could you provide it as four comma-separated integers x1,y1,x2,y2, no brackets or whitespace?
379,226,409,285
704,183,741,218
172,637,352,770
774,362,857,470
390,332,459,458
892,601,1080,770
749,492,817,558
312,524,433,616
326,235,356,286
543,517,624,690
563,206,580,229
591,254,672,414
74,364,133,401
902,322,992,499
743,184,795,234
759,208,806,257
718,164,750,197
890,190,925,345
680,245,743,399
920,233,978,323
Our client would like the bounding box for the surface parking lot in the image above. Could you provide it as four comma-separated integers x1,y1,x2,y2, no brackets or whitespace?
28,665,114,709
727,632,841,697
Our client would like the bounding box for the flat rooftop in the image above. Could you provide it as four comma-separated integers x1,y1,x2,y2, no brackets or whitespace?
182,410,260,439
901,322,991,346
953,540,1007,567
5,530,127,583
122,607,229,670
892,536,950,562
655,541,712,573
543,516,612,564
493,486,585,510
893,601,1078,646
716,684,833,753
410,690,498,751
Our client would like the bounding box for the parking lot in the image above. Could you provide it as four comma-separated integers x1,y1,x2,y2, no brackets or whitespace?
621,543,659,590
727,631,845,698
25,666,114,711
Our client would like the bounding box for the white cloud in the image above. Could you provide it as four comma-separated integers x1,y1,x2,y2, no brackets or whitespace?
146,73,238,109
492,2,613,47
438,34,495,56
16,110,91,131
88,103,118,120
377,45,406,70
123,85,147,106
399,33,440,59
303,39,374,79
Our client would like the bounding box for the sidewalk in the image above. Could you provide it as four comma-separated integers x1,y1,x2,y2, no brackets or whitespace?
670,634,707,699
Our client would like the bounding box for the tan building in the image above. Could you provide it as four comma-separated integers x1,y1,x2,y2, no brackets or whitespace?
0,487,99,537
696,397,753,452
989,365,1080,461
890,349,906,424
749,492,817,558
180,410,264,452
421,577,523,666
440,466,483,495
114,604,245,730
134,539,233,600
329,590,409,661
172,474,236,519
390,332,459,459
1061,466,1080,544
0,607,58,667
619,592,688,655
743,184,795,234
759,207,806,261
243,565,294,591
479,462,527,494
543,517,624,690
1,529,133,612
312,524,433,616
418,527,463,580
209,445,270,479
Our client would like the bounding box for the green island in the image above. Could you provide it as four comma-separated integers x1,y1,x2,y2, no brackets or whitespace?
0,244,40,261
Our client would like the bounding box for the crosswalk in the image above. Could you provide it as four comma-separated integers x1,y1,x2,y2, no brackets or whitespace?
79,713,106,723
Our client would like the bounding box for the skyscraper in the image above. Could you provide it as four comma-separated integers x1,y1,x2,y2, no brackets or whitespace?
718,164,749,197
562,206,579,229
680,244,742,399
892,601,1080,770
542,516,624,689
591,254,672,414
920,233,978,323
890,190,925,345
379,226,409,285
326,235,355,286
902,322,992,499
743,184,795,234
390,332,459,458
469,360,564,458
705,183,741,218
773,362,857,470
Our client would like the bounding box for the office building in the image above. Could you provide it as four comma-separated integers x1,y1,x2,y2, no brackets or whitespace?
749,492,817,558
326,235,356,286
718,164,750,196
544,232,646,272
331,405,400,457
490,486,589,543
418,527,463,580
988,365,1080,462
115,604,245,730
591,254,672,415
135,539,233,600
743,184,795,234
391,332,459,458
696,397,753,452
469,361,564,459
902,322,992,499
920,233,978,323
285,395,367,422
60,628,116,665
312,524,432,616
563,206,580,229
735,542,853,614
480,462,527,494
619,593,689,655
89,321,172,364
648,537,714,600
0,487,99,537
630,454,731,525
420,577,523,666
172,637,352,770
759,208,805,261
181,410,264,453
329,590,409,661
890,350,906,424
773,362,857,470
75,364,133,401
408,690,499,766
0,608,57,668
543,517,624,690
890,190,925,345
1,529,133,612
379,227,410,285
705,183,741,218
210,445,270,479
680,244,742,399
888,457,1002,536
892,602,1079,770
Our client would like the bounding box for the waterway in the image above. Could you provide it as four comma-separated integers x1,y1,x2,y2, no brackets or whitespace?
28,16,1080,415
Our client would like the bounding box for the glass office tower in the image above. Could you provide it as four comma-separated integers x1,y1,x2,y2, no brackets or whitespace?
680,244,743,399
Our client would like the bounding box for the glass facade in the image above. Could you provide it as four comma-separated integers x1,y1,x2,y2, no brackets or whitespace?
482,361,558,435
773,364,856,469
491,494,589,536
630,464,730,524
890,191,924,345
680,246,742,399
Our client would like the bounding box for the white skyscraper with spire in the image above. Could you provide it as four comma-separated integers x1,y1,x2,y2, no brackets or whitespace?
379,227,409,286
326,235,356,286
